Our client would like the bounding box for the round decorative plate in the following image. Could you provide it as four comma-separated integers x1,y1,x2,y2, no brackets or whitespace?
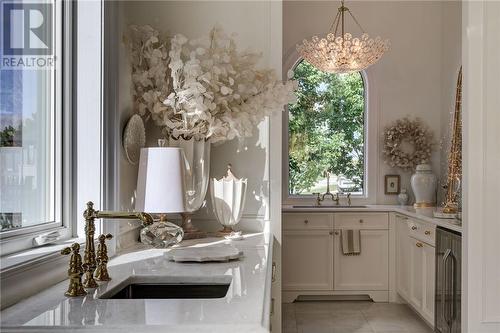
123,114,146,164
165,244,243,262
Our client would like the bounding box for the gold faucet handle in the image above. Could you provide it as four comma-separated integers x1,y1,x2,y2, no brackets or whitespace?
95,234,113,282
313,192,322,205
98,233,113,244
61,243,87,297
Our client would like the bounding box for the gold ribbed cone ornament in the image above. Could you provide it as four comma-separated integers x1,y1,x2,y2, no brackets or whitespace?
442,67,462,214
297,0,390,74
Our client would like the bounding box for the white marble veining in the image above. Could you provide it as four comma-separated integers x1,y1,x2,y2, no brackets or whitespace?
0,233,273,333
282,205,462,233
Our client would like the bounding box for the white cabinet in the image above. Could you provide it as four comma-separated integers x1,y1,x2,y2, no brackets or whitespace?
396,216,436,327
396,215,411,300
421,241,435,324
333,229,389,291
282,230,334,290
282,212,389,302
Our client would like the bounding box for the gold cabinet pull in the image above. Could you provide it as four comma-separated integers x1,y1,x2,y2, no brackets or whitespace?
424,230,431,235
416,242,423,248
334,231,340,235
271,298,275,315
271,262,276,283
411,226,417,230
359,219,364,223
304,219,309,224
329,231,334,235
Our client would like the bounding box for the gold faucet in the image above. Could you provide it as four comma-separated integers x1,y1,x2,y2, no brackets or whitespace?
314,171,340,205
82,201,154,288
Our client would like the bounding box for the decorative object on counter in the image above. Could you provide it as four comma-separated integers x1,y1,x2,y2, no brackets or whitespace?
210,164,247,235
384,174,400,195
123,114,146,164
82,201,154,290
61,243,87,297
135,146,186,247
397,188,409,206
224,231,244,241
169,137,210,239
95,234,113,282
411,163,437,208
126,25,296,144
165,244,243,263
297,0,389,74
383,117,434,171
440,66,462,216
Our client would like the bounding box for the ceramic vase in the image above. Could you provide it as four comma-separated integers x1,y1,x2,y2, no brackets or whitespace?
397,188,409,206
169,137,211,238
210,165,247,235
410,164,437,208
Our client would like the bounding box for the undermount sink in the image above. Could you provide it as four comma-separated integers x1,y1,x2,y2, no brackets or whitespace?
99,276,232,300
292,205,367,208
100,283,230,299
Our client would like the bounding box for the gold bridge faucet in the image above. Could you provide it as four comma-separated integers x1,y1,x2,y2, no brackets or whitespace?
314,171,339,206
313,172,352,206
82,201,154,288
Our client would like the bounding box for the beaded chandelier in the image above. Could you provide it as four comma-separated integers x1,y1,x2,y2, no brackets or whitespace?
297,0,390,74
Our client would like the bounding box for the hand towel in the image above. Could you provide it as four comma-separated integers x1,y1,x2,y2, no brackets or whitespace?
341,229,361,256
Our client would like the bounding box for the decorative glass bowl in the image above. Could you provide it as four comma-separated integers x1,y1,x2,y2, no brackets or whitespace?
140,221,184,248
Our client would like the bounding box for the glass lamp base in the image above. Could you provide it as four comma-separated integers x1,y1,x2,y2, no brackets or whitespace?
140,221,184,248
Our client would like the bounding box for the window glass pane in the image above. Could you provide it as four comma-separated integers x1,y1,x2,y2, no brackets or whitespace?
0,1,58,232
288,60,365,196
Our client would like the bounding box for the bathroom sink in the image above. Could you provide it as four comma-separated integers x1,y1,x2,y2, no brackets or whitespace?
292,205,367,208
100,283,230,299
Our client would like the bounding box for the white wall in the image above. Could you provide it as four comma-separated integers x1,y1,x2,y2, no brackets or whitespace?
283,0,461,205
116,1,283,246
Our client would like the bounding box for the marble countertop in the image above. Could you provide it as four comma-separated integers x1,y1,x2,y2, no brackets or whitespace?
282,205,462,233
0,233,273,332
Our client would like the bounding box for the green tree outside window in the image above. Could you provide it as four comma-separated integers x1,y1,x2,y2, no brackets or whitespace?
288,60,365,195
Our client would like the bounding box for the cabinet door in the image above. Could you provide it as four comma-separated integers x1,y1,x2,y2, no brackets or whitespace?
409,237,424,310
421,242,435,325
396,217,411,300
333,229,389,291
282,230,334,291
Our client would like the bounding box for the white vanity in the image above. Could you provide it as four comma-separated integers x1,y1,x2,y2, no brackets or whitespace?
281,206,461,329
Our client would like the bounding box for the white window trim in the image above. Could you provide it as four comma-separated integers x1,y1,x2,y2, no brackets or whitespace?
281,53,379,205
0,0,73,256
0,0,105,309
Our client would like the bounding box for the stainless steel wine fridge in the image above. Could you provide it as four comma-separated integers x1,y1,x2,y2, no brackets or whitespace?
435,227,461,333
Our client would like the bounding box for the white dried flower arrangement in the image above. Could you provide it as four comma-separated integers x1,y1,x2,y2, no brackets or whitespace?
126,25,297,143
383,117,434,171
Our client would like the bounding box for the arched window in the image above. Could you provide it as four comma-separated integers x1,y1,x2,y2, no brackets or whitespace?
288,60,366,196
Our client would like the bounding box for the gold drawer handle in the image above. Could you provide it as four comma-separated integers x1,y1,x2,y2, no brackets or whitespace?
272,262,276,283
334,231,340,235
304,220,309,224
416,242,423,248
424,230,431,235
411,226,417,230
359,219,364,223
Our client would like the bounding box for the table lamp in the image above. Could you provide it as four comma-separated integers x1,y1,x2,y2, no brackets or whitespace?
135,147,186,248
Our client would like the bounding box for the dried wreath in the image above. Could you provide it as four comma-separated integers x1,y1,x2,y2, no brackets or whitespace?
383,117,433,171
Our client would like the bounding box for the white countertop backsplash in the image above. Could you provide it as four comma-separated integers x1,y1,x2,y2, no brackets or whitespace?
282,205,462,233
0,233,273,333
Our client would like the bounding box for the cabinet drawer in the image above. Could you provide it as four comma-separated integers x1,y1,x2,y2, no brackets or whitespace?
283,213,333,230
334,213,389,229
407,219,436,246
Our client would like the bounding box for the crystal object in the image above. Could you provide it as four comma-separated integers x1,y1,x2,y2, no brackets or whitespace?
297,1,390,74
140,221,184,248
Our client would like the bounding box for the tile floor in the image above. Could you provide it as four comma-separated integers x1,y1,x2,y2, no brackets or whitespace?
283,301,434,333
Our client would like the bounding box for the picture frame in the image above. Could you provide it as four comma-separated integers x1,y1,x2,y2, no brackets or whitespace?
385,175,400,195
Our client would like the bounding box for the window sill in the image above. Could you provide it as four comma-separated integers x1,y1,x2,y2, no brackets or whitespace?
1,237,84,273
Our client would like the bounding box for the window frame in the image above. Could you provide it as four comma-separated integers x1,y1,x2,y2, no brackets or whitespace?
282,57,379,205
0,0,74,255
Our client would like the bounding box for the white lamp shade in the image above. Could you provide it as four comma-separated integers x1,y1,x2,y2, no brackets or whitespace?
135,147,187,213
